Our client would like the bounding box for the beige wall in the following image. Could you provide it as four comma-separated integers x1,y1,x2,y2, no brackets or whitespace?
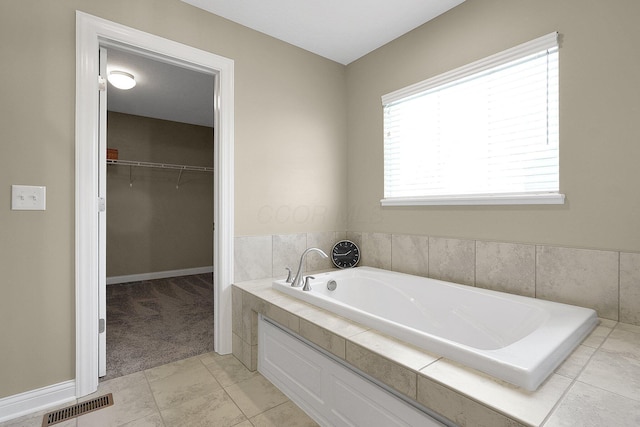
2,0,639,404
346,0,640,253
0,0,346,398
106,112,214,277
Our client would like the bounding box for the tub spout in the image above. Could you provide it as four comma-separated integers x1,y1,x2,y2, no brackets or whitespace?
291,248,328,288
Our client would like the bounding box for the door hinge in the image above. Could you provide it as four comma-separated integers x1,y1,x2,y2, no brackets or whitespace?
98,197,106,212
98,75,106,91
99,318,105,334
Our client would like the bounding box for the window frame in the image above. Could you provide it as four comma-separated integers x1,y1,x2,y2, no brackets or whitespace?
381,32,565,207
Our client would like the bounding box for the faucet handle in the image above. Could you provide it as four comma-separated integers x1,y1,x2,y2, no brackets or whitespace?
285,267,293,283
303,276,315,291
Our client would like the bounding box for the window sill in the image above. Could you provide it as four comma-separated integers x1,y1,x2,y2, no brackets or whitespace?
380,193,566,206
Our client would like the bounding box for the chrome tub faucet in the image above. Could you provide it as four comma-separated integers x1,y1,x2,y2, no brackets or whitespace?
291,247,328,288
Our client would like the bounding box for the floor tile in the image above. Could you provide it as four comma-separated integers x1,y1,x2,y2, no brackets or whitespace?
0,402,78,427
77,372,157,427
600,328,640,359
578,347,640,401
544,381,640,427
200,352,259,387
159,388,246,427
555,345,596,379
225,374,289,418
120,413,165,426
145,357,222,410
250,401,319,427
581,324,613,348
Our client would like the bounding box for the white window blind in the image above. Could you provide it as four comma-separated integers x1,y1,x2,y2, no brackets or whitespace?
382,32,564,206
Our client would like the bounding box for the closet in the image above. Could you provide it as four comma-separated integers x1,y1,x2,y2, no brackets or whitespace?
102,48,215,380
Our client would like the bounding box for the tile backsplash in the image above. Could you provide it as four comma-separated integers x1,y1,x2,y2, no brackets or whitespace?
234,231,346,283
234,231,640,325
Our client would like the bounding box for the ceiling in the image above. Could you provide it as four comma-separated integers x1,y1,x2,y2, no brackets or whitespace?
182,0,466,65
107,0,465,127
107,48,215,127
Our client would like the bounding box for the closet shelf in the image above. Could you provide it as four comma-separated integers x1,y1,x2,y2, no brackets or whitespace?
107,159,213,189
107,159,213,172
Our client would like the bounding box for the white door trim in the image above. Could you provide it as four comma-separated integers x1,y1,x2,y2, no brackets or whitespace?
75,11,234,397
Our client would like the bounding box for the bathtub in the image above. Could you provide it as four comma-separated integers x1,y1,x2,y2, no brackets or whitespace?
272,267,598,391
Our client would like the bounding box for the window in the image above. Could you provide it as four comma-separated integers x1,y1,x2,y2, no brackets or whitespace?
382,32,564,206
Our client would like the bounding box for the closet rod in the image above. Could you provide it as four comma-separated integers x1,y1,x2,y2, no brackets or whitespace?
107,159,213,172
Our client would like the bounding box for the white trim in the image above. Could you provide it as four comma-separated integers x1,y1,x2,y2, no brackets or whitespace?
381,193,566,206
76,11,234,398
0,381,76,423
382,32,558,106
107,266,214,285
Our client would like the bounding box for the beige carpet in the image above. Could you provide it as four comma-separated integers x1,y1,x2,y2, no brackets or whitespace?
102,273,214,381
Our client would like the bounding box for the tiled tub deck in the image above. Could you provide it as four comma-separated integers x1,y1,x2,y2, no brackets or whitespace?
232,276,640,427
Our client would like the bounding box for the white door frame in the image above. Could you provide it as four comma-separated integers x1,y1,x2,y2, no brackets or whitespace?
75,11,234,397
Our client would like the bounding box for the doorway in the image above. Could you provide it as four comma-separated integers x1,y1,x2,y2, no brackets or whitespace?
76,11,234,397
101,46,216,379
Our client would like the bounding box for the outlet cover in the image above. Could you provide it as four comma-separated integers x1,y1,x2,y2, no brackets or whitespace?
11,185,46,210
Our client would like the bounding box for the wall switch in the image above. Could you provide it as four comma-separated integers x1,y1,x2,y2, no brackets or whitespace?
11,185,46,210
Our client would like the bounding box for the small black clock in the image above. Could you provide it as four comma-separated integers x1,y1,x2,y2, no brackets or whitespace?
331,240,360,269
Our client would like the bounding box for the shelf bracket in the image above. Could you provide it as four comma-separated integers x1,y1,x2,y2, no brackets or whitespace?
176,168,184,189
129,165,133,188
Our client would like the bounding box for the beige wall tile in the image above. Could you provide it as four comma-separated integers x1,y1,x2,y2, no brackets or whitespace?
348,330,439,371
232,287,243,336
296,306,368,339
234,236,273,282
419,360,571,427
429,237,475,285
416,376,525,427
232,332,242,362
306,231,338,271
264,304,300,333
345,231,362,251
391,234,429,277
536,246,619,319
361,232,392,269
345,341,417,399
272,234,307,278
299,319,346,359
476,241,535,297
620,252,640,325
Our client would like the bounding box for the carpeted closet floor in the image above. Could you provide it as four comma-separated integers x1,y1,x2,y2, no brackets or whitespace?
102,273,214,381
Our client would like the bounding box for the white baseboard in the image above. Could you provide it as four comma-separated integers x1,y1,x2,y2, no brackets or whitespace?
106,266,214,285
0,380,76,423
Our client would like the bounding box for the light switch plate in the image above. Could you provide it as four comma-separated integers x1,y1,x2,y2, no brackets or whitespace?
11,185,46,210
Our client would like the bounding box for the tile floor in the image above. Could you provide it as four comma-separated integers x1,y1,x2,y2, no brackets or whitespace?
1,353,318,427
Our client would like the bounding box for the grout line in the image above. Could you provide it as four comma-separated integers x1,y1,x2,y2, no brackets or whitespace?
540,325,615,426
530,245,537,299
141,369,166,426
618,251,621,323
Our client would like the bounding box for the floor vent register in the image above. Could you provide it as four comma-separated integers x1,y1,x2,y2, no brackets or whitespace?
42,393,114,426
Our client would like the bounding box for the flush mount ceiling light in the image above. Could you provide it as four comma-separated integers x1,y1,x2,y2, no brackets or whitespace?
108,71,136,90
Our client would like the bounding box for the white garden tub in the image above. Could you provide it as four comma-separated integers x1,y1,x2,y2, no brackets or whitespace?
272,267,598,390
